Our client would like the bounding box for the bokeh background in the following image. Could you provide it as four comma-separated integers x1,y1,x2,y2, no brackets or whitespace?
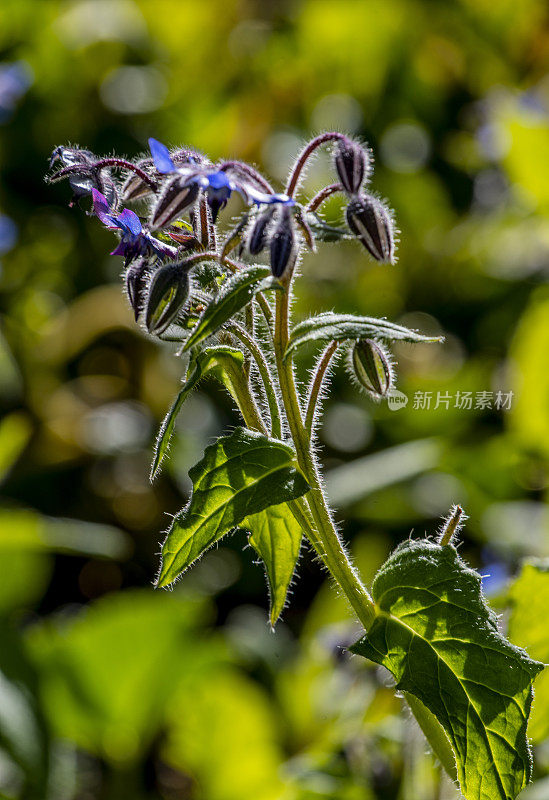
1,1,549,798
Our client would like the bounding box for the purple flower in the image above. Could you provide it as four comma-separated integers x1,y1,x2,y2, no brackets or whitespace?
92,189,177,264
149,138,294,223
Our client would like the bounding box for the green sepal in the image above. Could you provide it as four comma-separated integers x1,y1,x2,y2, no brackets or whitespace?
350,539,543,800
285,312,442,361
245,503,303,626
150,346,245,480
183,265,280,352
156,428,309,588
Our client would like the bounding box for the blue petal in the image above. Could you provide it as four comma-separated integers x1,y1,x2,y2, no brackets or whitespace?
149,138,176,174
117,208,142,236
207,171,232,190
92,188,118,228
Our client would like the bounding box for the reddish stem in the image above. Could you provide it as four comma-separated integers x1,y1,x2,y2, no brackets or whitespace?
219,161,274,194
307,183,344,212
94,159,157,190
285,132,347,198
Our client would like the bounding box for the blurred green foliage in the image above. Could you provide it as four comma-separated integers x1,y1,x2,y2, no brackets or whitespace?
0,0,548,797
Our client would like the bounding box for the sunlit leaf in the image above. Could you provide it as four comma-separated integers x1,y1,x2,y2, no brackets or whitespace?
0,412,32,483
151,346,245,480
351,539,543,800
246,503,303,626
162,669,285,800
26,590,213,763
508,560,549,743
285,312,442,360
157,428,309,588
183,265,279,351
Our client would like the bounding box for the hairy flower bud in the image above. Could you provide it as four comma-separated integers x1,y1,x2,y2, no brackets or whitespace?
150,176,199,230
351,339,393,399
121,158,155,202
125,258,150,321
145,262,190,335
345,194,395,263
247,207,276,255
49,145,118,208
269,208,295,279
334,139,369,195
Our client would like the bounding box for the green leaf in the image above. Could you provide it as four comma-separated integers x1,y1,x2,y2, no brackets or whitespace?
157,428,309,588
508,560,549,743
245,503,303,626
285,312,442,360
350,539,543,800
151,346,245,480
183,265,279,352
0,619,50,798
26,590,214,763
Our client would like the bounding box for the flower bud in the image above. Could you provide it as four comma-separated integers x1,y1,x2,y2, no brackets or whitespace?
346,194,395,263
351,339,393,399
121,158,155,202
150,176,199,230
334,139,369,195
145,262,190,335
269,208,295,279
125,258,150,321
247,207,275,255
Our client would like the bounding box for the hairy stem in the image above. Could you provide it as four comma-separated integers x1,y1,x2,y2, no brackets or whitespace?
307,183,344,213
219,161,274,194
273,275,375,628
286,132,346,198
227,321,283,439
305,341,339,435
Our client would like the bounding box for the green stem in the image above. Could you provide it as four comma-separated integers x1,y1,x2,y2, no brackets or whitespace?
305,341,339,435
273,280,376,629
226,321,283,439
224,361,268,437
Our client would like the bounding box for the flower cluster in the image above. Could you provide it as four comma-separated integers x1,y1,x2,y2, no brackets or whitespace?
47,133,397,356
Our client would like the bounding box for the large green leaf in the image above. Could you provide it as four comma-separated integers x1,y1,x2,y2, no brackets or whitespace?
350,539,543,800
246,503,303,626
157,428,309,588
151,346,245,480
285,312,442,360
508,560,549,743
183,265,278,352
26,590,215,764
0,619,50,799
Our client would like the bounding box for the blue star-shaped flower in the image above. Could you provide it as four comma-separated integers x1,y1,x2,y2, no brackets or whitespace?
149,138,294,222
92,189,176,264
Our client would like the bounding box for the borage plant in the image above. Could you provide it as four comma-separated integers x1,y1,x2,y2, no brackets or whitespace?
48,132,543,800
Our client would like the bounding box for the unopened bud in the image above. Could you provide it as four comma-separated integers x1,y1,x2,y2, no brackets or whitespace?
121,158,155,202
248,207,275,255
269,208,295,279
125,258,150,321
150,176,199,230
145,262,190,335
334,139,369,195
351,339,393,399
346,194,395,263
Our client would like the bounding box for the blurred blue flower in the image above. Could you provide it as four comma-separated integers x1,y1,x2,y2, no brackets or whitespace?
0,61,33,123
0,214,18,255
149,138,293,222
92,189,176,264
